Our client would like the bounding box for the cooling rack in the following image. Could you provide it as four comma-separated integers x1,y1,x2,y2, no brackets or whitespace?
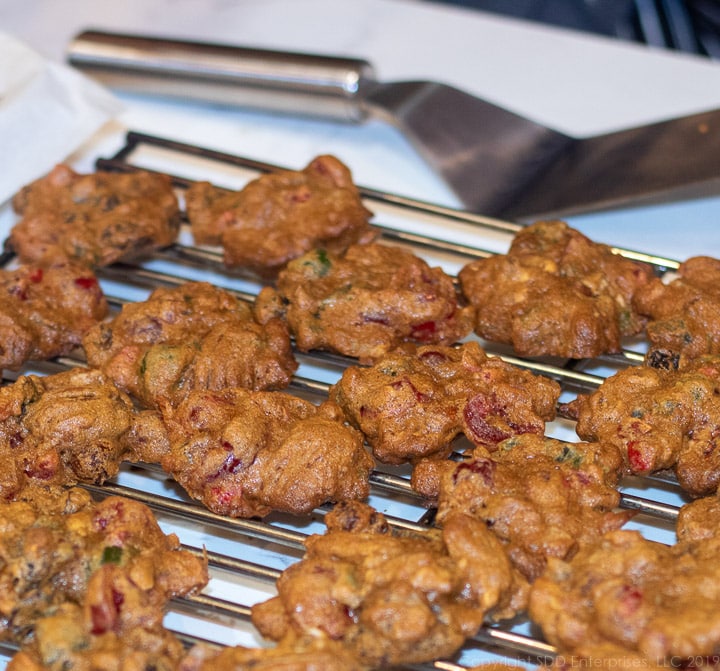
0,131,691,670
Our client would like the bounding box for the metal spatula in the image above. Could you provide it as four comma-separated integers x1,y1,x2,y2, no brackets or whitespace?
67,29,720,219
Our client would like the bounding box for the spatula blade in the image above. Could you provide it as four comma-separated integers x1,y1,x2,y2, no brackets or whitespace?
368,81,720,219
365,80,574,216
500,107,720,219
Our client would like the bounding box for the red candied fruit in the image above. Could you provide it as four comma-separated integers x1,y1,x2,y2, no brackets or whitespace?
74,276,99,289
617,584,643,618
453,457,496,487
411,320,437,341
626,441,653,472
463,395,511,445
208,481,243,509
90,587,125,635
23,452,59,480
28,268,43,283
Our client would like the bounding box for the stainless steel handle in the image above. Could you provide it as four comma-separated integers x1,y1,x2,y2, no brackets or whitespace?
67,30,376,122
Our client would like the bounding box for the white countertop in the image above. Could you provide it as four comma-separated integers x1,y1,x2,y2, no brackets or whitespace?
2,0,720,260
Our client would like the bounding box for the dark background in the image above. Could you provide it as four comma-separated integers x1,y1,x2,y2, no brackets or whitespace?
427,0,720,59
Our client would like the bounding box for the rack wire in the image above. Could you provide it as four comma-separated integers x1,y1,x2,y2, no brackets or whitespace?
0,131,690,669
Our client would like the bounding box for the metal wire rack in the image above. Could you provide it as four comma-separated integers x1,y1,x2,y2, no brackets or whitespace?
0,131,690,670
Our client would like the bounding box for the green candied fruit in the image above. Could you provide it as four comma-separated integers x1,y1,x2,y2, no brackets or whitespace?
302,249,332,277
618,308,633,332
554,444,584,468
101,546,123,565
690,385,707,402
499,437,522,452
140,344,194,378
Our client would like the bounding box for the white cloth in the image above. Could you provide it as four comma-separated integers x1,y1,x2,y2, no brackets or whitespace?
0,32,121,205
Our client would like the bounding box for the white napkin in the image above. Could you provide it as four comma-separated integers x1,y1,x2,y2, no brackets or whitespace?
0,32,122,206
